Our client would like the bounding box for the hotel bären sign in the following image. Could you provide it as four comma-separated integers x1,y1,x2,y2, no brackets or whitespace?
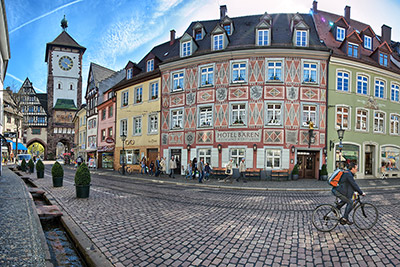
215,130,262,143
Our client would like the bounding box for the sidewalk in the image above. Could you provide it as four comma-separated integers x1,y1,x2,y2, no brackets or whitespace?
84,166,400,191
0,167,51,266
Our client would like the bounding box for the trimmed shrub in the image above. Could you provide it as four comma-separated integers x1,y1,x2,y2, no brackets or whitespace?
36,159,45,172
75,162,91,186
321,164,328,176
292,164,299,175
51,161,64,178
21,159,27,172
28,159,34,169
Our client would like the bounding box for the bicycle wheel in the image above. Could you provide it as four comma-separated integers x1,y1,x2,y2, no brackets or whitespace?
312,204,341,232
353,203,378,230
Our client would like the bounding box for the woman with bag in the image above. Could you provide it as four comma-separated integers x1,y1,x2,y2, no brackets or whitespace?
223,159,233,183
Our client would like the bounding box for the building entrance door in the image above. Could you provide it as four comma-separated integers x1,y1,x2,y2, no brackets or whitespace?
170,149,182,174
147,149,158,167
365,152,373,175
297,151,316,178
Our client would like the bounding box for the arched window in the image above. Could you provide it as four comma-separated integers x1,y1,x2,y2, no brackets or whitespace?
57,82,62,90
70,84,73,90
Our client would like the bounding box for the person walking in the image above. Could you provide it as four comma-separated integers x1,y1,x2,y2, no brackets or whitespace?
169,156,177,178
160,157,166,175
238,158,247,183
204,162,212,181
141,157,147,175
155,156,161,177
149,161,155,176
197,158,205,183
192,158,197,179
332,163,365,225
186,160,193,179
223,159,233,183
76,155,83,166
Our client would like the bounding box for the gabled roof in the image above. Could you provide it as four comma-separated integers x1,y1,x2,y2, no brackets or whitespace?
334,16,349,29
53,99,77,110
360,25,376,38
98,69,125,105
45,31,86,62
346,30,363,43
87,62,116,94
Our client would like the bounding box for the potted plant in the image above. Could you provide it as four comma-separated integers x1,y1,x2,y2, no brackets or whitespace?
21,159,27,172
75,162,91,198
320,164,328,181
36,159,45,178
28,159,35,173
292,164,299,180
51,161,64,187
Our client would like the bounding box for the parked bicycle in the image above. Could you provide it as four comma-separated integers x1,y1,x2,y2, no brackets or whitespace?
312,193,378,232
118,165,132,175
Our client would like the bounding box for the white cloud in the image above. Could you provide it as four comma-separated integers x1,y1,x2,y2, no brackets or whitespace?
6,73,46,93
153,0,184,19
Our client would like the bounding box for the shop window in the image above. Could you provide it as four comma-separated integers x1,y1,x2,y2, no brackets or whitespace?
381,146,400,171
335,144,359,169
265,149,281,169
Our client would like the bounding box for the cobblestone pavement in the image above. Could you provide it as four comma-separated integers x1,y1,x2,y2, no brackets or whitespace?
0,167,49,266
32,165,400,266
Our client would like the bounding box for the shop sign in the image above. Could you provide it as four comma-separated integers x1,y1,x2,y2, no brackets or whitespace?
105,137,114,143
215,130,262,143
125,140,135,145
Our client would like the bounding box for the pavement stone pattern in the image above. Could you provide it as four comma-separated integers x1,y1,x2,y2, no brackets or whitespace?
0,168,47,266
30,165,400,266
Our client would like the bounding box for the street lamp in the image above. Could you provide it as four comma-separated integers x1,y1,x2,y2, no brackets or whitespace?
337,125,345,168
120,134,127,175
308,121,314,148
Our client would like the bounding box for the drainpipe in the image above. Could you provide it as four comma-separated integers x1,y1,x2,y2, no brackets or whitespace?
326,50,332,172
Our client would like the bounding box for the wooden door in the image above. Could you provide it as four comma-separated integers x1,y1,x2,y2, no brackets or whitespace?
297,152,316,178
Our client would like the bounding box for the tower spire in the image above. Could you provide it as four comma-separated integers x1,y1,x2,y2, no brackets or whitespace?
61,15,68,31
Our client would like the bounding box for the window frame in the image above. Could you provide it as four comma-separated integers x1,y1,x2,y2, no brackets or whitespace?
120,119,128,136
266,58,284,82
147,59,154,72
199,64,214,87
356,74,368,95
148,113,158,134
126,68,133,79
302,60,319,84
265,101,284,126
121,90,129,107
181,41,191,57
336,27,345,41
230,102,247,126
390,83,400,102
213,34,224,50
379,53,388,67
295,30,307,47
348,43,359,58
170,108,184,130
230,60,248,84
374,79,386,99
134,86,143,104
150,82,159,100
265,148,282,169
197,104,214,128
390,113,400,135
108,106,113,118
364,35,372,50
257,29,269,46
336,70,350,92
335,105,351,130
108,127,113,137
101,129,106,141
301,103,319,128
198,148,212,165
355,108,369,132
132,116,142,136
171,70,185,92
373,111,385,134
230,147,246,168
101,109,106,120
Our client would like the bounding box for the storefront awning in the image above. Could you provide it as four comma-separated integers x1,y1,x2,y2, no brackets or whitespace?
6,140,28,151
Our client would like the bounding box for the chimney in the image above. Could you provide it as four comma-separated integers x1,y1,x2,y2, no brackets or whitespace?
344,6,350,22
170,29,175,46
312,1,318,13
220,5,227,19
381,24,392,45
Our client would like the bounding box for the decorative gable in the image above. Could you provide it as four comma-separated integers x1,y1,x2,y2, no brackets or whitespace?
180,33,198,57
221,16,234,35
255,20,272,46
259,12,272,25
370,41,392,67
291,15,310,47
339,31,362,58
334,16,350,29
211,24,229,50
360,26,375,50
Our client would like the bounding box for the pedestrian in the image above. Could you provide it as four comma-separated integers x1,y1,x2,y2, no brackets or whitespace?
141,157,147,175
197,158,204,183
204,162,212,181
238,158,247,183
192,157,197,179
155,156,161,176
223,159,233,183
149,161,155,176
77,156,83,166
169,156,177,178
160,157,166,175
186,160,193,179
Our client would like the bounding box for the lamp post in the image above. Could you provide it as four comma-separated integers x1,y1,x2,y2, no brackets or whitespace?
308,121,314,148
121,134,127,175
337,125,345,168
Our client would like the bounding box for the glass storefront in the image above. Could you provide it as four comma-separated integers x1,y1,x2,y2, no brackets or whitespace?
102,153,114,169
335,144,359,169
381,146,400,171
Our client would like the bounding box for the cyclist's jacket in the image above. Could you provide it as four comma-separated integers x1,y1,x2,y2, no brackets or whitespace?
334,170,364,198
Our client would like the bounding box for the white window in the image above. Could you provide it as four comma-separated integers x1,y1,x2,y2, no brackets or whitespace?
302,104,317,127
122,91,129,107
172,71,184,91
231,62,247,83
265,149,281,168
223,24,231,35
148,114,158,134
198,148,211,165
182,41,191,57
257,29,269,46
120,119,128,136
133,116,142,135
357,75,368,95
303,62,317,83
230,148,245,168
336,27,345,41
391,84,399,102
375,80,385,99
231,103,246,125
200,66,214,86
195,29,202,40
267,60,283,81
390,114,400,135
337,71,349,92
380,53,388,67
336,106,350,129
296,30,307,47
348,43,359,58
213,34,223,50
266,103,282,126
356,109,368,131
171,109,183,129
364,36,372,50
147,59,154,72
135,87,142,103
127,68,133,79
199,106,213,127
150,82,159,100
374,111,385,133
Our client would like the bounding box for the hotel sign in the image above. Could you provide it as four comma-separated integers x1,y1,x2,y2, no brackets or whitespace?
215,130,262,143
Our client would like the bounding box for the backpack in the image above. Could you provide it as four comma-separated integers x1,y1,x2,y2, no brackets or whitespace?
328,169,344,187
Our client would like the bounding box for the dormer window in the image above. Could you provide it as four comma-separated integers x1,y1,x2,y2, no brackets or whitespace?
364,36,372,50
213,34,223,50
195,29,202,40
379,53,388,66
337,27,345,41
223,24,231,35
146,59,154,72
296,30,307,47
182,41,191,57
348,43,359,58
257,29,269,46
127,68,133,79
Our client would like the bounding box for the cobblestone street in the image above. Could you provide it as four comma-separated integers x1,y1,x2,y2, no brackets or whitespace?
33,166,400,266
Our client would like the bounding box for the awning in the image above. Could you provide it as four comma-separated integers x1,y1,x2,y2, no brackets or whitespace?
6,140,28,151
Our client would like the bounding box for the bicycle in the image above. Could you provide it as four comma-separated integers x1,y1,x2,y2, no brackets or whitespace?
118,165,132,175
312,193,378,232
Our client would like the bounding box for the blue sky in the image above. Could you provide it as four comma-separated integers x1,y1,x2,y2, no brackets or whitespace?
4,0,400,95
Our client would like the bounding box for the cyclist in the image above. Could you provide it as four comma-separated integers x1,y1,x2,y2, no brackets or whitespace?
332,163,366,225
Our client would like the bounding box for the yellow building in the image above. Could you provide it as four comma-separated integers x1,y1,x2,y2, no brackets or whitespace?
73,104,87,160
114,63,160,172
